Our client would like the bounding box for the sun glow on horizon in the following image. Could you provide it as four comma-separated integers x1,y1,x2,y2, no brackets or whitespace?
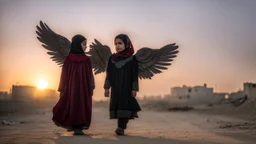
37,79,48,90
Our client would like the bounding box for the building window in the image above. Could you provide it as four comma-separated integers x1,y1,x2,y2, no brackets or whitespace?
252,84,256,88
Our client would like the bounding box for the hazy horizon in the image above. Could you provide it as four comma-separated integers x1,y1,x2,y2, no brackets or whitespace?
0,0,255,100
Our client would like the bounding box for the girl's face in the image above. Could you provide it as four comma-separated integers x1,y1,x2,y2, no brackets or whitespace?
81,39,87,51
115,38,125,52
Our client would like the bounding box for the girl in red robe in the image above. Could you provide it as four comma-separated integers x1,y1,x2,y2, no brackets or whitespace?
52,34,95,135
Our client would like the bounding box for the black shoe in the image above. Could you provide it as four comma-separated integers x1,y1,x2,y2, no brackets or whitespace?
82,126,89,130
67,128,73,132
115,127,124,135
73,129,84,135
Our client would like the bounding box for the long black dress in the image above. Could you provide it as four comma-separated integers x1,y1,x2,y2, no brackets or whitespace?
104,55,141,119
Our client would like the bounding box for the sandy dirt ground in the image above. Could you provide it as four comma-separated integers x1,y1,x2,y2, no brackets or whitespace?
0,101,256,144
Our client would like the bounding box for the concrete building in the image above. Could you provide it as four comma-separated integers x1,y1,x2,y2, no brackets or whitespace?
212,93,229,104
12,85,37,101
243,82,256,99
0,91,8,100
12,85,58,101
224,83,256,102
171,84,214,103
229,91,246,100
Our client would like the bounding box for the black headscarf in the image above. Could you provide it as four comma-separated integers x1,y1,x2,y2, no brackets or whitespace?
69,34,86,54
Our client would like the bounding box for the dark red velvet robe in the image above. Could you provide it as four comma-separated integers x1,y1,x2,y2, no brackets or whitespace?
52,54,93,129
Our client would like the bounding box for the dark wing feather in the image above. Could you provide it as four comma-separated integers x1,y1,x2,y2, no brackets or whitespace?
36,21,71,66
135,43,179,79
86,39,112,75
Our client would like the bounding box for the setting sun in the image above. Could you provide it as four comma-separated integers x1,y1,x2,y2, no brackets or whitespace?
37,79,48,90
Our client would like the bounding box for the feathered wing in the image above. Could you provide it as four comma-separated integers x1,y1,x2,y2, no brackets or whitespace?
135,43,179,79
36,21,71,66
86,39,112,75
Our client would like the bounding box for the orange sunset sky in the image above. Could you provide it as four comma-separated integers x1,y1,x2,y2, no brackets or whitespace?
0,0,255,100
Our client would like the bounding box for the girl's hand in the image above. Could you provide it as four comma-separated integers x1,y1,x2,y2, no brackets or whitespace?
104,89,110,97
131,90,137,97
